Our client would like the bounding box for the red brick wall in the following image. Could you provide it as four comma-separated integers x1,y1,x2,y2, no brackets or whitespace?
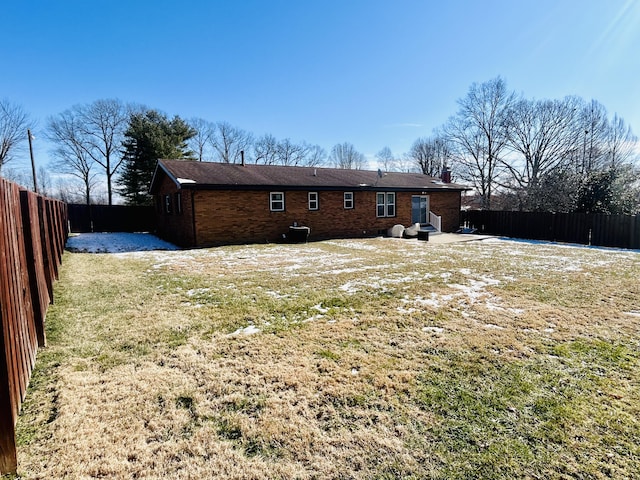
154,176,196,247
188,189,461,247
429,191,463,232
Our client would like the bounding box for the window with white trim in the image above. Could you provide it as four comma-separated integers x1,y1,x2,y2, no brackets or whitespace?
164,194,172,214
377,192,396,217
270,192,285,211
344,192,354,209
308,192,319,210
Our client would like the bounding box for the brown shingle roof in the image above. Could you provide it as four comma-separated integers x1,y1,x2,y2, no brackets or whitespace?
150,159,468,193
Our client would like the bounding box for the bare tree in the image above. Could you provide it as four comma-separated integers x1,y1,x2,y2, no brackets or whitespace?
300,142,326,167
605,113,638,169
188,117,216,161
51,177,93,204
443,77,516,209
37,165,52,197
47,99,128,204
77,99,129,204
406,135,452,176
46,111,98,205
375,146,395,171
502,97,580,210
253,134,279,164
0,99,31,174
276,138,308,166
0,166,30,186
329,142,366,169
396,155,420,173
210,121,254,163
255,135,327,167
576,99,610,175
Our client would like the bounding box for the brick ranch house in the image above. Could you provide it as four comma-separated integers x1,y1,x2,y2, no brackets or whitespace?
149,159,469,247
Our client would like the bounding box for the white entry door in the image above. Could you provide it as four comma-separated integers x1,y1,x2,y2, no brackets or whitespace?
411,195,429,224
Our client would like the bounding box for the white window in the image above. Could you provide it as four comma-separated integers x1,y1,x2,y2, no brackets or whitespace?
344,192,354,209
270,192,285,212
386,192,396,217
308,192,319,210
377,192,396,217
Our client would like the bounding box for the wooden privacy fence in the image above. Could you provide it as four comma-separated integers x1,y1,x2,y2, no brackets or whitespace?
462,210,640,249
67,203,156,233
0,177,67,474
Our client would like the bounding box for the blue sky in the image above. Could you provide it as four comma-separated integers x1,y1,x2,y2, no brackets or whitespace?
2,0,639,174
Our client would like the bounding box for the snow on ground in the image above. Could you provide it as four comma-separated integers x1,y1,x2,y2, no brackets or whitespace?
67,232,179,253
227,325,261,336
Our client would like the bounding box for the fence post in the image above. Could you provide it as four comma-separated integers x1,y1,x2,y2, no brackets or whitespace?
0,309,18,474
0,179,20,474
20,191,47,347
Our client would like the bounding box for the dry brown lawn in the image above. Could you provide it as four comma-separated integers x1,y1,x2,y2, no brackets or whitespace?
12,236,640,479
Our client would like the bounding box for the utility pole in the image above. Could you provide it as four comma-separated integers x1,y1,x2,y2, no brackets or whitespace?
28,129,38,193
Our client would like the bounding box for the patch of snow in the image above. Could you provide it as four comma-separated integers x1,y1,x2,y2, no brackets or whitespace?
339,281,359,294
312,303,329,314
484,323,504,330
478,276,501,286
397,306,418,314
624,311,640,317
351,368,359,375
325,265,380,275
265,290,289,299
422,326,444,334
414,294,443,308
449,283,486,302
563,265,582,272
485,302,505,311
496,236,640,254
176,177,196,184
324,240,379,251
228,325,261,336
186,288,210,297
67,233,179,253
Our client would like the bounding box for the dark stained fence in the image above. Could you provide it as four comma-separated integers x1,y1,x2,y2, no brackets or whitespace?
0,177,67,474
462,210,640,249
67,204,156,233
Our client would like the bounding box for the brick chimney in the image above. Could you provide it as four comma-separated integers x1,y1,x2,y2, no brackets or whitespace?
441,166,452,183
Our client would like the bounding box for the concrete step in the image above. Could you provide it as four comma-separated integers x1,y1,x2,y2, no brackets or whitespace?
419,224,440,234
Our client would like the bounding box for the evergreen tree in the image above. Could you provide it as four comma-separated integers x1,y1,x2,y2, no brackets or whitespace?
118,110,195,205
576,166,640,214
